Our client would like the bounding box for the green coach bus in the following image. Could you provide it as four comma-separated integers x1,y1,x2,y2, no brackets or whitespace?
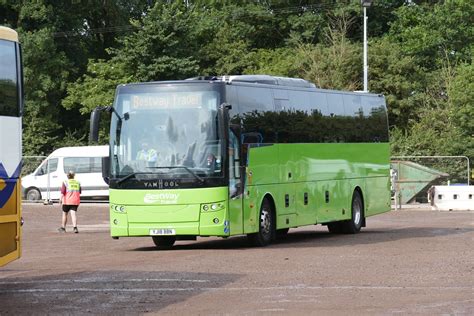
90,75,391,249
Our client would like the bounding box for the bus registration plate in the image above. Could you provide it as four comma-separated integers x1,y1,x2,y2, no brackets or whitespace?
150,229,176,236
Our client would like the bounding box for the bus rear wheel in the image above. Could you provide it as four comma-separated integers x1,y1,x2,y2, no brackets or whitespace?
341,191,364,234
152,236,176,250
248,199,275,247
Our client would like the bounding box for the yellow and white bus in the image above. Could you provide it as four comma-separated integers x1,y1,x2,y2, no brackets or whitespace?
0,26,23,266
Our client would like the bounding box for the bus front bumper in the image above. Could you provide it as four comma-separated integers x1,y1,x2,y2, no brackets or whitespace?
110,204,230,237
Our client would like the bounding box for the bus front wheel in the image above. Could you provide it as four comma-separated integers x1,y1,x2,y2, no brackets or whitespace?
248,199,275,247
152,236,176,250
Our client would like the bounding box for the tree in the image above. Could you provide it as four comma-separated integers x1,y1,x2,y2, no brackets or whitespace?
295,13,362,91
369,37,426,128
389,1,474,69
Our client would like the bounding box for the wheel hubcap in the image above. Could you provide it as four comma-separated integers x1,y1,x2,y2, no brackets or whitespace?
260,208,271,236
28,191,39,200
353,199,361,225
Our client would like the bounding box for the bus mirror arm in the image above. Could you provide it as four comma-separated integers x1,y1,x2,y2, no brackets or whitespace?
105,106,128,122
90,106,128,144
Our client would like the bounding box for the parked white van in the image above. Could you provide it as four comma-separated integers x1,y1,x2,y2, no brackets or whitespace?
22,146,109,201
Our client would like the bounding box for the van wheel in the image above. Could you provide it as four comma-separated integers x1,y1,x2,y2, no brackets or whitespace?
26,188,41,201
152,236,176,250
248,199,275,247
341,191,364,234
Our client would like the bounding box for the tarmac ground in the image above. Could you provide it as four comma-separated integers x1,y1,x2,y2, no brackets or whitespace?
0,203,473,315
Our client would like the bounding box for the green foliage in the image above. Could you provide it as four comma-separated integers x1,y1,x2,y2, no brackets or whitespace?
369,37,426,128
449,63,474,139
63,59,133,114
110,3,200,81
389,1,474,68
448,63,474,161
0,0,471,165
20,26,69,155
245,47,300,77
295,14,362,91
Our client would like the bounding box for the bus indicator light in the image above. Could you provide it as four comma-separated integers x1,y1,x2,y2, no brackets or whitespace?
201,202,224,212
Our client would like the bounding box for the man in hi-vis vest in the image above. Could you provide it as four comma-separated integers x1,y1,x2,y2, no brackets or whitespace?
58,170,81,233
136,141,158,167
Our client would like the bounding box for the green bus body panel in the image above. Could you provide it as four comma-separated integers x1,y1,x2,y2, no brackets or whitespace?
243,143,390,233
109,143,390,238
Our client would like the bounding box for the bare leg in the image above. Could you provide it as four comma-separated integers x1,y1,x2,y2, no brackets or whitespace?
71,210,77,228
61,212,68,228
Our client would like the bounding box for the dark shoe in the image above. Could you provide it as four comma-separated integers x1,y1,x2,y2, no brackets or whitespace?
58,227,66,233
73,227,79,233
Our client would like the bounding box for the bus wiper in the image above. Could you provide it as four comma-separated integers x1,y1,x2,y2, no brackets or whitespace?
147,166,205,184
116,172,152,185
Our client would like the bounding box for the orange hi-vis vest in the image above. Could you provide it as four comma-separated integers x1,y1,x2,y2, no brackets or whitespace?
63,179,81,205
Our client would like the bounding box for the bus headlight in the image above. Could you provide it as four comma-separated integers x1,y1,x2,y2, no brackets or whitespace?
201,202,225,212
111,204,126,213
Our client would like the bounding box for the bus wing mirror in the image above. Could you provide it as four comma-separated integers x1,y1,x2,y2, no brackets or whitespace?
89,107,102,143
102,156,110,185
90,106,121,144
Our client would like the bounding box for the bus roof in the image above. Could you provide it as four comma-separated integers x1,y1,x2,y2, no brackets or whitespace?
188,75,317,89
118,76,383,98
0,26,18,42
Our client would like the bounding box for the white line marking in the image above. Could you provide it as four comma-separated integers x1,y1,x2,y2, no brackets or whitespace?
0,278,210,285
0,285,472,294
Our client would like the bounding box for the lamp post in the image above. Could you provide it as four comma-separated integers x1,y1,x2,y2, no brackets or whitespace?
361,0,372,92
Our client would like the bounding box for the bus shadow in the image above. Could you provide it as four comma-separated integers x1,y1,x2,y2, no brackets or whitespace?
272,226,473,248
133,235,253,251
132,226,473,251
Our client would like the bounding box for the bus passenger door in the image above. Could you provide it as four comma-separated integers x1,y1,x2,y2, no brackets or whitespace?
0,175,21,267
228,130,244,235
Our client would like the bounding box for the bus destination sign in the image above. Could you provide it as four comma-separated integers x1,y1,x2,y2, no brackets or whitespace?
132,93,202,109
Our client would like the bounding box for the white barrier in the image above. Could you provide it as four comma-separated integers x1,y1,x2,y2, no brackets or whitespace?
429,186,474,211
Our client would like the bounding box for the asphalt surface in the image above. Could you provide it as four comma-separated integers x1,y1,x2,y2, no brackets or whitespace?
0,203,473,315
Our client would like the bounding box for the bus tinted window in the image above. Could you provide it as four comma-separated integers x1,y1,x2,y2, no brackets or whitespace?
0,40,19,117
236,89,388,144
